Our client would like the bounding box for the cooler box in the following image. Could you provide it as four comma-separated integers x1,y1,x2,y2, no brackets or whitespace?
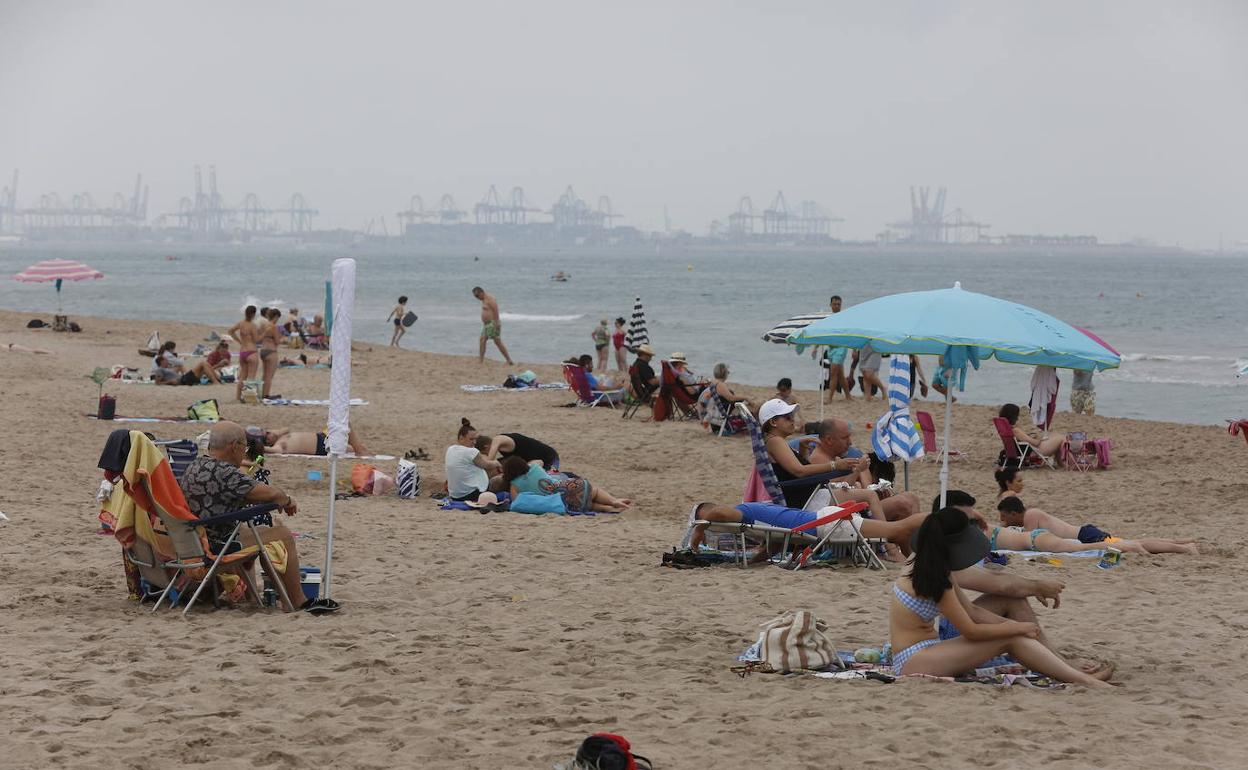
299,566,322,602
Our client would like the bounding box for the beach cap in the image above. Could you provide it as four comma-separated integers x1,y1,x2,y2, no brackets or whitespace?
759,398,799,425
910,507,991,570
465,492,500,509
669,352,687,363
635,344,655,356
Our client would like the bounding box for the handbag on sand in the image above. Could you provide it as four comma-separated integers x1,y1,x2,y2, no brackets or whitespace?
757,610,844,673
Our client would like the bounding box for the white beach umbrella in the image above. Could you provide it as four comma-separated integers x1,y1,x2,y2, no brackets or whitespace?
626,296,649,351
321,258,356,604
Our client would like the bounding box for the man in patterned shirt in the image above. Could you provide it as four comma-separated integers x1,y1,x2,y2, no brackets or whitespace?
179,421,305,610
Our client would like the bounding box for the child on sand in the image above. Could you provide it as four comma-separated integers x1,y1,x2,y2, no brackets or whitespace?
387,296,409,348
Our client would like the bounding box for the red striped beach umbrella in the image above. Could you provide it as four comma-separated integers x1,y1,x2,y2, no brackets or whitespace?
13,258,104,312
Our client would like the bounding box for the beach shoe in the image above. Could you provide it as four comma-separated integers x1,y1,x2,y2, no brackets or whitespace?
301,597,341,615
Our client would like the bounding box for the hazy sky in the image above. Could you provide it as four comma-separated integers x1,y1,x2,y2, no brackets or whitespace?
2,1,1245,246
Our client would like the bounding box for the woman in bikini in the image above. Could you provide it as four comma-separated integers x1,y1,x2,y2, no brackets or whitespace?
889,506,1113,686
258,308,282,399
994,468,1197,554
228,305,260,403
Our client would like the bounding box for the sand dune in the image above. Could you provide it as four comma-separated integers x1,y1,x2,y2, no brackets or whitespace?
0,309,1244,769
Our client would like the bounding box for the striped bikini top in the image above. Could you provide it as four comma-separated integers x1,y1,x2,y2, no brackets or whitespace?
892,583,940,623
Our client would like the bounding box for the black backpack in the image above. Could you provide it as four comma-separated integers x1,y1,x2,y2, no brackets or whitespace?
574,734,651,770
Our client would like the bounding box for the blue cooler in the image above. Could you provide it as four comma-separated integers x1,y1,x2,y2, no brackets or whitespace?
299,566,322,602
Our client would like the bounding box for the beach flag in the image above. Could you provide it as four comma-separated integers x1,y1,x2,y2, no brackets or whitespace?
872,356,924,462
626,296,649,351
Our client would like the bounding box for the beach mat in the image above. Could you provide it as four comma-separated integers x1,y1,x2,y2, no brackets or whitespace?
269,449,394,456
85,414,215,424
261,398,368,406
460,383,568,393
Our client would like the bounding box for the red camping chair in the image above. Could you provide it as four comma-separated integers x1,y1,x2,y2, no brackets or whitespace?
914,410,965,462
1230,420,1248,446
653,360,698,422
993,417,1054,470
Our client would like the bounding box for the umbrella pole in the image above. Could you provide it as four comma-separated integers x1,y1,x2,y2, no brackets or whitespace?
939,386,952,507
903,461,909,492
322,453,338,600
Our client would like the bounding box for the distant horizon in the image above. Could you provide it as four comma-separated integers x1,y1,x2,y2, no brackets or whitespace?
3,1,1245,248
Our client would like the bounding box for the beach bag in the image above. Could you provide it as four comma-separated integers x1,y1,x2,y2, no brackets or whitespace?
573,733,652,770
396,459,420,498
510,492,566,515
757,609,843,673
240,381,261,404
97,395,116,420
350,464,395,495
187,399,221,422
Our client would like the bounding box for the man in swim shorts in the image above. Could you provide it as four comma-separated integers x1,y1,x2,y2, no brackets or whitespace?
256,426,369,456
473,286,514,365
1070,369,1096,415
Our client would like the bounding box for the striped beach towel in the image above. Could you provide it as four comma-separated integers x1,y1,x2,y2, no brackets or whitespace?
872,356,924,461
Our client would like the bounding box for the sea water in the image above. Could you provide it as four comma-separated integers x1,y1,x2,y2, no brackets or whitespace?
2,244,1245,426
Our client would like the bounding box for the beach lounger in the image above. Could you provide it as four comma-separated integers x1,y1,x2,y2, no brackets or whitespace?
993,416,1055,470
562,363,621,408
685,500,878,570
915,410,966,463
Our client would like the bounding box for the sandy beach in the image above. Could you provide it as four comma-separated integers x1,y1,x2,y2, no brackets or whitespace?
1,307,1245,770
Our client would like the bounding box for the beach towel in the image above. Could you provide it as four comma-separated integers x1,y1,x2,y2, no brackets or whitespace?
459,383,568,393
104,430,188,552
86,414,217,424
261,397,369,406
1029,366,1060,431
742,466,772,503
268,452,396,461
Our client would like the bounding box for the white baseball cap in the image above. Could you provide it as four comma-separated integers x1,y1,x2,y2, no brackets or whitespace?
759,398,798,425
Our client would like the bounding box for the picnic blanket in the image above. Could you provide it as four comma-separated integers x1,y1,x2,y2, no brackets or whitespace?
262,398,368,406
459,383,568,393
437,497,614,516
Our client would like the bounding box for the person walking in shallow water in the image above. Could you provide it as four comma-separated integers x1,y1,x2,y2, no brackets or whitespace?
387,295,409,348
473,286,514,365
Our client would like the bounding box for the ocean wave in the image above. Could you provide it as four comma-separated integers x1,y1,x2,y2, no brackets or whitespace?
1099,371,1242,387
1119,353,1235,364
499,312,584,322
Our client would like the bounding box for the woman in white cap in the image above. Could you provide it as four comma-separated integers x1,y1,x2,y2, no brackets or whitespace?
760,398,911,557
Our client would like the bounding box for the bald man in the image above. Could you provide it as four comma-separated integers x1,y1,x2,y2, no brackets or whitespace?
807,418,920,522
178,421,307,611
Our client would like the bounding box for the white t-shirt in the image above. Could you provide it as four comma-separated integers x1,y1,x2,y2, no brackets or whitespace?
445,444,489,499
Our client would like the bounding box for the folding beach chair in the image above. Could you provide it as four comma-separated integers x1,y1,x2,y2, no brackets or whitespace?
155,438,198,480
135,473,293,616
914,410,966,462
737,404,886,568
652,360,698,422
562,363,621,409
1229,419,1248,446
684,500,878,570
621,363,656,420
993,417,1056,470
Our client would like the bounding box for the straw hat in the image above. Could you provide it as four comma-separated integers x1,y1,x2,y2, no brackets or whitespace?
635,344,655,356
668,352,687,364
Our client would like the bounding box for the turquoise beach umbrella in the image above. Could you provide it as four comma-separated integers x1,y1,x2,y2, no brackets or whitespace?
789,282,1121,503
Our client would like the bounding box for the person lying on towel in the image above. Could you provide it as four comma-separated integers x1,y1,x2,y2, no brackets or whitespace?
249,425,369,457
179,421,308,611
687,500,926,565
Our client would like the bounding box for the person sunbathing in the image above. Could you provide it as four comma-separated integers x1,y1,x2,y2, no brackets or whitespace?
888,505,1112,687
576,354,618,390
999,403,1064,458
994,470,1197,553
4,342,52,354
500,456,631,513
254,426,369,456
944,489,1197,556
687,500,926,564
805,418,919,520
761,400,911,527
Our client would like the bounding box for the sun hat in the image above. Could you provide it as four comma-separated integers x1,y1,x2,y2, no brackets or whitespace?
635,344,655,356
669,352,687,363
759,398,799,425
910,507,991,570
465,491,500,509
